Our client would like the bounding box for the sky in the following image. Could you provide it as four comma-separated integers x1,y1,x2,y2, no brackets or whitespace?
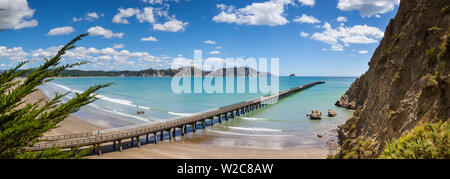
0,0,400,76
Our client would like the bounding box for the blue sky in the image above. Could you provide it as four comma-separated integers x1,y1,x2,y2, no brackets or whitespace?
0,0,400,76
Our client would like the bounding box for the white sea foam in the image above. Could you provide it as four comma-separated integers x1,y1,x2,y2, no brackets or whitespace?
52,83,82,93
89,104,151,122
96,94,150,110
50,82,151,110
228,126,282,132
168,112,195,117
207,129,293,137
240,117,267,121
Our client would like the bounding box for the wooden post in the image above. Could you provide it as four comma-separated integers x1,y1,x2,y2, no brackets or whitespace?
225,113,229,120
113,140,116,150
137,136,141,148
130,137,134,146
173,128,176,138
154,132,158,144
168,129,172,140
211,118,214,126
119,140,123,152
146,134,149,142
97,144,102,156
203,119,206,128
181,125,185,136
160,131,164,141
218,115,222,123
231,111,235,118
193,123,197,132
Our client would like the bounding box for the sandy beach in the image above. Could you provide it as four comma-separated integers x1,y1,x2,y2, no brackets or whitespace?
23,89,104,136
27,87,329,159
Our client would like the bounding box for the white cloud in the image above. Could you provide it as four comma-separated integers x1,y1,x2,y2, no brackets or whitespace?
298,0,315,6
86,12,100,19
112,7,172,24
337,16,347,22
72,17,83,22
153,19,188,32
337,0,400,17
112,8,141,24
73,12,103,22
204,40,216,45
330,44,344,51
0,44,175,71
358,50,369,54
300,31,309,37
171,56,193,69
212,0,293,26
311,22,384,50
142,0,179,4
216,46,222,49
46,26,75,36
0,0,38,29
0,46,29,61
171,56,233,70
209,50,221,55
87,26,124,39
293,14,320,24
136,7,156,24
141,36,158,42
113,44,125,49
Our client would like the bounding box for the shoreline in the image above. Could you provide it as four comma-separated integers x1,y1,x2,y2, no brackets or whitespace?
50,76,359,78
24,89,105,136
31,87,332,159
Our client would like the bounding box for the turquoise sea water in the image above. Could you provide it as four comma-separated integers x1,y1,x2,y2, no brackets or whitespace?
39,77,356,149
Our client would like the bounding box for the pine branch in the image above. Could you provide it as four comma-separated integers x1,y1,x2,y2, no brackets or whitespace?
0,34,112,159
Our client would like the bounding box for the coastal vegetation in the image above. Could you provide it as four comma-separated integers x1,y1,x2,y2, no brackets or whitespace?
380,122,449,159
334,0,449,159
0,34,111,159
332,122,449,159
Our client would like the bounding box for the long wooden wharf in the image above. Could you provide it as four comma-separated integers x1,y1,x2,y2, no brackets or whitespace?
32,81,325,155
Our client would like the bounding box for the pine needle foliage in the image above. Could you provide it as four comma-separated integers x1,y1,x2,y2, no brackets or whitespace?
0,34,112,159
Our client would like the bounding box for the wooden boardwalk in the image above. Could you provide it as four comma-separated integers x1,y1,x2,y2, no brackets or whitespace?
32,81,325,155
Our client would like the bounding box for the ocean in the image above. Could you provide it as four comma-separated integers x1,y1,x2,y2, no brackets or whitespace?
39,76,356,150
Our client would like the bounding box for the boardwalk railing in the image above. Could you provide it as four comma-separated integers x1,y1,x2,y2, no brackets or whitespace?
32,81,325,154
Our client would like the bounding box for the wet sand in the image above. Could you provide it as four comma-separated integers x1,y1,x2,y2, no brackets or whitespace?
28,86,329,159
87,131,328,159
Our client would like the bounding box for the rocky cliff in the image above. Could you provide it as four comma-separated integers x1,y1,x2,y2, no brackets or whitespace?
336,0,450,157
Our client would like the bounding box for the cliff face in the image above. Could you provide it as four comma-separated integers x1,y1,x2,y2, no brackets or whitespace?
336,0,450,157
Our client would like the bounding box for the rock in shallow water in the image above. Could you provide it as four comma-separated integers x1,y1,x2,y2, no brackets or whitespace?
309,110,322,120
328,109,337,117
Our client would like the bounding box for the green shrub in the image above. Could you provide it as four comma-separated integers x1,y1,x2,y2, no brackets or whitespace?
428,26,441,32
331,138,377,159
380,122,449,159
382,46,392,58
426,48,437,62
441,6,449,15
439,33,449,57
392,72,400,83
